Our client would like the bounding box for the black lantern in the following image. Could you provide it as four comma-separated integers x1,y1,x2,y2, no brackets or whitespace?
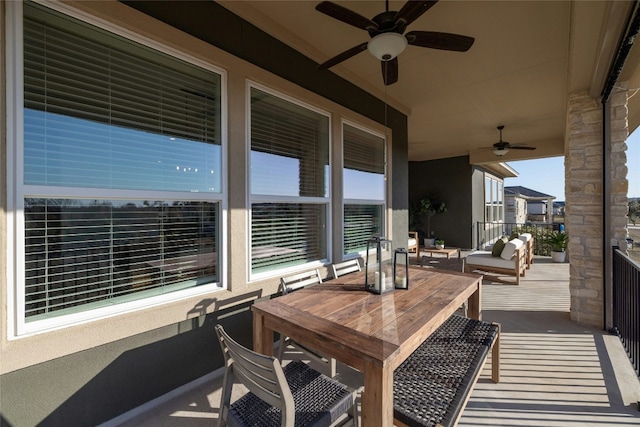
365,236,394,294
394,248,409,289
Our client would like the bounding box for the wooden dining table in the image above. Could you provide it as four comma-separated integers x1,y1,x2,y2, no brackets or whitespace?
252,266,482,427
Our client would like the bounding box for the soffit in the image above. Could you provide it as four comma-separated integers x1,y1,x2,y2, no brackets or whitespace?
219,1,632,163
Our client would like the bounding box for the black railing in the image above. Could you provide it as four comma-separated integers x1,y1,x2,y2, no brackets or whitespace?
612,247,640,377
476,222,559,255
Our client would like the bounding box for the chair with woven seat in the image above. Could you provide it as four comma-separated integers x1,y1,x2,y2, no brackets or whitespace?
277,269,337,377
215,324,358,427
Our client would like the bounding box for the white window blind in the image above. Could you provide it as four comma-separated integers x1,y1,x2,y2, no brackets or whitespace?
251,203,327,273
343,125,385,177
344,204,383,254
24,2,222,193
18,2,224,324
343,124,385,255
24,199,218,320
250,88,329,273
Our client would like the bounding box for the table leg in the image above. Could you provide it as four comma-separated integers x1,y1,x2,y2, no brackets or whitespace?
468,281,482,320
253,312,274,356
361,360,393,427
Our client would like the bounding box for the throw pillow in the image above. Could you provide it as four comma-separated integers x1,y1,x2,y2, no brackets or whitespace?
491,237,508,257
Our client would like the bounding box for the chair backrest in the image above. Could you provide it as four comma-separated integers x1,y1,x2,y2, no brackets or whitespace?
280,269,322,295
215,324,295,424
331,259,361,279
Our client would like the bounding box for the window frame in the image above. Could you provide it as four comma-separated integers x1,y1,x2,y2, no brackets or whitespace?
341,120,387,257
6,0,229,337
247,82,332,281
484,173,505,224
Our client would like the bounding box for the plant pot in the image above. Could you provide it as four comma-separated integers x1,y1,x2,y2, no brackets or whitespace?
424,238,435,247
435,244,444,249
551,251,566,263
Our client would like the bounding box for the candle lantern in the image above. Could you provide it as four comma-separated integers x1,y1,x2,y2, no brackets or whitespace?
365,236,394,294
394,248,409,289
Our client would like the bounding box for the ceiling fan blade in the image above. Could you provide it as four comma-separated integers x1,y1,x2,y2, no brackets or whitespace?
381,58,399,86
316,1,378,31
394,0,438,32
318,42,369,70
510,145,537,150
406,31,475,52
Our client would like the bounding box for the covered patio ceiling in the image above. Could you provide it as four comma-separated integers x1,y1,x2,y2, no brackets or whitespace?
219,0,640,165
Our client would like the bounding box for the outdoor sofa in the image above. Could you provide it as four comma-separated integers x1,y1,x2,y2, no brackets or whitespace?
464,235,529,285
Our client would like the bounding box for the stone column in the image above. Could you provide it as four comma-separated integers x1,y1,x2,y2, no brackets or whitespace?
609,85,630,253
566,92,604,327
565,87,630,329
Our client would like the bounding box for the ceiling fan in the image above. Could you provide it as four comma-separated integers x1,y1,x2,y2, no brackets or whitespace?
315,0,475,85
491,126,536,156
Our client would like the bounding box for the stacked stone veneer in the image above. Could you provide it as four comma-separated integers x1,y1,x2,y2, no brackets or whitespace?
609,85,630,254
566,88,629,328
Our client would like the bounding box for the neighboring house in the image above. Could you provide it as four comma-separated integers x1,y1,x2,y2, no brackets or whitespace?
505,191,528,225
505,186,556,224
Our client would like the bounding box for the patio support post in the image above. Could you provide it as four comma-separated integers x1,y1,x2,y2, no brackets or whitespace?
566,92,605,328
603,84,630,330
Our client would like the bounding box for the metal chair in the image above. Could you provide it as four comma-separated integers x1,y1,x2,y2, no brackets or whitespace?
215,324,358,427
331,259,361,279
278,270,337,377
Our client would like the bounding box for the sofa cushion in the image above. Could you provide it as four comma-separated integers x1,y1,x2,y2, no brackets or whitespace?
491,237,508,257
500,238,524,260
518,233,532,242
408,237,417,247
466,252,518,269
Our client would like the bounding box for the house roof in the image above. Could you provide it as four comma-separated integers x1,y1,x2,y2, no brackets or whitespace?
505,186,556,200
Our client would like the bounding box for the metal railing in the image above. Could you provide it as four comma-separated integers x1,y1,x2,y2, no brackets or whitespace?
475,222,559,255
612,247,640,377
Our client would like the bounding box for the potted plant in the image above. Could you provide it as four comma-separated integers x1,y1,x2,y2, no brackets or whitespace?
435,239,445,249
410,197,447,247
545,230,568,262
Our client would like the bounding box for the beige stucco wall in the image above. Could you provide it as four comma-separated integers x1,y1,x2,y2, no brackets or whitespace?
0,0,391,374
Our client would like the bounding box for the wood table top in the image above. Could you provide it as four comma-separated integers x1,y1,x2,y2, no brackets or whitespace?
252,266,482,372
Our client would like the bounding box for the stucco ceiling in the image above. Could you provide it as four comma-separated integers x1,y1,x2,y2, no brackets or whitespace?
219,0,640,165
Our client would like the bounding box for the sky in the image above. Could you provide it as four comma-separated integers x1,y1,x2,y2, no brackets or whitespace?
505,129,640,201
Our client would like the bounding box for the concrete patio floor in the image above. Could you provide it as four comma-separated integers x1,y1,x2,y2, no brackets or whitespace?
108,256,640,426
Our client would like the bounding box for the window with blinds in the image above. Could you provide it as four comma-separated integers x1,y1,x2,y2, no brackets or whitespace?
250,87,330,274
343,124,386,255
17,2,224,325
25,199,218,320
24,2,222,193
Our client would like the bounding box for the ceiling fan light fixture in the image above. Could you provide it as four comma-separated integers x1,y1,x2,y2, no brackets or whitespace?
493,147,509,156
367,32,407,61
